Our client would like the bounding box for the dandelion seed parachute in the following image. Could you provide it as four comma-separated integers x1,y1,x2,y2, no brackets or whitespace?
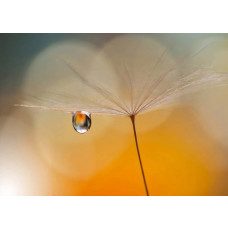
16,35,228,195
17,35,228,117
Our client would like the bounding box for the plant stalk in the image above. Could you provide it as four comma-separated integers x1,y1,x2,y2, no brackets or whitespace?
130,115,149,196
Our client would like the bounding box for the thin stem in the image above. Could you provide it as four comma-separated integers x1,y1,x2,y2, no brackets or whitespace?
130,115,149,196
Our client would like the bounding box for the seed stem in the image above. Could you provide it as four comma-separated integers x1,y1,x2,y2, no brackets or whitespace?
130,115,149,196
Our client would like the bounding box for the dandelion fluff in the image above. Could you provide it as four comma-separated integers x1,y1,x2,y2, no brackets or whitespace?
18,40,126,116
18,35,228,117
191,38,228,148
16,35,228,195
17,40,132,181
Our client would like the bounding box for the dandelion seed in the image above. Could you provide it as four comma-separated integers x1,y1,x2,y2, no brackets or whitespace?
16,35,228,196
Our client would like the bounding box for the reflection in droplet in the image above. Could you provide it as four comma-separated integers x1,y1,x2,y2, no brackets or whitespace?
72,111,91,134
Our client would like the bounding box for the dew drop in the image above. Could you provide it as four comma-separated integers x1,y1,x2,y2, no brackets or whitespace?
72,111,91,134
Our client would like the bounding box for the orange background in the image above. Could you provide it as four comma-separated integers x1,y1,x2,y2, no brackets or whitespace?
0,34,228,195
1,103,228,195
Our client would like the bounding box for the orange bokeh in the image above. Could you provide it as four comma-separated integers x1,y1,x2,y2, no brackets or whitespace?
1,103,227,195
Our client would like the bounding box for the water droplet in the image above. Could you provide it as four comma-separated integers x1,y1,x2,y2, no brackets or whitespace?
72,111,91,134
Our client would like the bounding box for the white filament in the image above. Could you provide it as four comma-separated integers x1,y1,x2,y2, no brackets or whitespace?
17,35,228,117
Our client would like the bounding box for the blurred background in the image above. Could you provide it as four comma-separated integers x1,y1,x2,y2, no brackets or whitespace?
0,34,228,196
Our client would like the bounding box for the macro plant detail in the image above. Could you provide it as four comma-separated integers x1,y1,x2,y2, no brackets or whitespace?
16,34,228,196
